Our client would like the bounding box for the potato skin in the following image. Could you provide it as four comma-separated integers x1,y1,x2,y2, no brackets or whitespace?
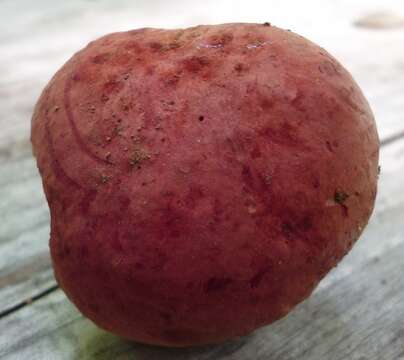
31,23,379,346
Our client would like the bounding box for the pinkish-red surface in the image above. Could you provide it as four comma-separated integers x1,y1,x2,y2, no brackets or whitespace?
31,23,379,346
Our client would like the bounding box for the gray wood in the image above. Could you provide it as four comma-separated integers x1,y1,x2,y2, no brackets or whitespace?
1,0,404,358
1,0,404,315
1,210,403,360
1,138,404,359
0,143,52,314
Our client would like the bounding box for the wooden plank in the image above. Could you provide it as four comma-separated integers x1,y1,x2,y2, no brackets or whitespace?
0,140,53,314
1,137,404,358
0,213,403,360
0,143,52,313
1,131,403,316
1,0,404,144
1,0,404,357
1,0,404,316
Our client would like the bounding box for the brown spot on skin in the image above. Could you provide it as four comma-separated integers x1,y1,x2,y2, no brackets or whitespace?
334,190,349,217
334,190,349,204
100,174,110,184
129,148,151,168
263,22,271,27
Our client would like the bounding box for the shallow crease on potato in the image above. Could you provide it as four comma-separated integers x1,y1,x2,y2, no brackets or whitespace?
31,23,379,347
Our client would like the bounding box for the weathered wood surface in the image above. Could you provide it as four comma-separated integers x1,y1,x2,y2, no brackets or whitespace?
0,0,404,358
2,0,404,316
1,138,404,360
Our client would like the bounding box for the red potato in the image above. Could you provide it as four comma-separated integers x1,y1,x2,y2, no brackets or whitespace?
31,23,379,346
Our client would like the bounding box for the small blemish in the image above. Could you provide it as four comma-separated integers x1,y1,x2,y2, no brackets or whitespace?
234,63,244,72
325,141,334,152
334,190,349,204
199,115,205,122
264,172,272,185
100,174,110,184
129,148,151,169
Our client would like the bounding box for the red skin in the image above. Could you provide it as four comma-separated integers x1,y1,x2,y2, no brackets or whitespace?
31,23,379,346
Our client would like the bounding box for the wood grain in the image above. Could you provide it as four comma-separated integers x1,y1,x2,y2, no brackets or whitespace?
1,0,404,358
1,216,403,359
1,138,404,359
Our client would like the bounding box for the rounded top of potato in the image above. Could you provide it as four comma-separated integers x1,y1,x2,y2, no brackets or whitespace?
32,23,379,346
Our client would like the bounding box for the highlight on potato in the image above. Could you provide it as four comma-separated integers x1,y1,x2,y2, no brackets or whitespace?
31,23,379,346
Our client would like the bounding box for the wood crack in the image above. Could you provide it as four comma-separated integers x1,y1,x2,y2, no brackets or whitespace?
380,130,404,147
0,284,58,319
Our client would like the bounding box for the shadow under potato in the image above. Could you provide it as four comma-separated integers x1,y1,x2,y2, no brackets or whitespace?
83,329,253,360
80,279,354,360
